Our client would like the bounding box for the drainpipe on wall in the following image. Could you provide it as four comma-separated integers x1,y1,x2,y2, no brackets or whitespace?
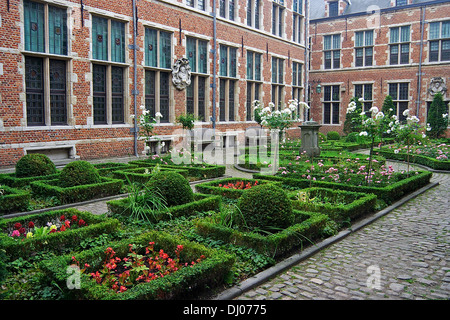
132,0,139,157
304,0,310,120
416,6,425,118
211,1,217,134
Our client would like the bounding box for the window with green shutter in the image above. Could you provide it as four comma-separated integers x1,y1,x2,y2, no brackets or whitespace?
160,31,172,69
24,0,45,53
111,20,125,63
48,5,67,55
145,28,158,67
187,37,197,72
92,16,108,61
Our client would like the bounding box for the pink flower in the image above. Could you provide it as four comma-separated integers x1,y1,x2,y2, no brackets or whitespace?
11,230,20,237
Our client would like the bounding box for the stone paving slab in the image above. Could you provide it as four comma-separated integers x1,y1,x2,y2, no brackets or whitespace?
233,171,449,300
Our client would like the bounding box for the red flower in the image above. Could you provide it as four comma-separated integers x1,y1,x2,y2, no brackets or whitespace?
60,226,66,232
71,215,78,222
14,223,22,230
65,220,71,228
28,221,35,229
78,219,86,226
60,215,65,221
19,227,26,234
49,229,56,233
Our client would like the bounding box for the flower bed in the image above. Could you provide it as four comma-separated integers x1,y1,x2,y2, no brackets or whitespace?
0,185,31,215
253,170,432,205
194,210,328,257
107,193,221,222
128,160,226,180
40,231,235,300
379,148,450,171
30,177,124,205
288,187,377,224
112,167,189,184
195,178,280,199
0,208,120,260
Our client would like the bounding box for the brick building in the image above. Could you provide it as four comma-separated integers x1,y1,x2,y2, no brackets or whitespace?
0,0,308,167
308,0,450,136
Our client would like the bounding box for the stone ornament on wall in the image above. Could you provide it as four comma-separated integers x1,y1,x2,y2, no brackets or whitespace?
172,57,191,90
428,77,447,96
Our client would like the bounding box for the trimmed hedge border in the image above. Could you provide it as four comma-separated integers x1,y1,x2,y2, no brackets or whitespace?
128,160,226,179
253,170,432,205
0,185,31,215
40,230,235,300
93,163,138,176
112,167,189,184
30,177,124,205
378,149,450,171
0,208,121,260
0,172,60,188
194,178,282,199
194,210,329,257
107,193,221,222
288,187,377,224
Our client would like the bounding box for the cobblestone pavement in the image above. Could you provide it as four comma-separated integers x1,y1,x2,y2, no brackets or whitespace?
234,170,450,300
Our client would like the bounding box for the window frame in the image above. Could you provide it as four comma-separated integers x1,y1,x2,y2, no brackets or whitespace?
323,85,340,125
389,25,411,65
219,0,236,21
271,56,285,109
272,1,285,37
354,30,374,67
246,51,263,121
219,44,238,122
428,20,450,62
324,34,341,69
354,83,373,116
389,82,410,123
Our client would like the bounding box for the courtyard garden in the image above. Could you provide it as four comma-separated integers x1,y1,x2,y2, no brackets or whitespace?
0,97,448,300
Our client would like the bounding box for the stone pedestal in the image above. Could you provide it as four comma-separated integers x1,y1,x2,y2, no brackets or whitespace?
299,121,322,157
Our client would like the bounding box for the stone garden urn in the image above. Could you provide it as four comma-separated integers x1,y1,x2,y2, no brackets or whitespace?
299,120,321,158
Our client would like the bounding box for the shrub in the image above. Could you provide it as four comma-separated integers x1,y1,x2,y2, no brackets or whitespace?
326,131,340,141
59,161,101,187
427,92,448,139
146,171,194,207
237,183,294,230
15,154,57,178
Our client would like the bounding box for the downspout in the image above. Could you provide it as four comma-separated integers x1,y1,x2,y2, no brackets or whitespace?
132,0,139,157
211,1,217,133
304,0,310,120
416,6,425,118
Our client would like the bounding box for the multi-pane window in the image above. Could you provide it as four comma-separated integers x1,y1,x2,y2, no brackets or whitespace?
272,1,285,37
186,37,208,121
293,5,303,44
91,16,126,125
324,34,341,69
272,57,284,109
390,26,410,65
389,83,409,122
24,0,68,126
186,0,206,11
220,0,235,21
246,51,262,121
329,1,339,17
354,84,373,116
247,0,261,29
145,28,173,123
219,45,238,122
323,85,340,125
355,30,374,67
292,62,304,117
429,21,450,62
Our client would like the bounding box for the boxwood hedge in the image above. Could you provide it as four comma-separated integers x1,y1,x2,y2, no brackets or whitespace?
0,185,31,215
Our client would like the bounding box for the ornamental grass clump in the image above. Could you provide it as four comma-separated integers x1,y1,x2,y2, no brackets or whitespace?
15,153,57,178
237,184,295,232
59,161,101,188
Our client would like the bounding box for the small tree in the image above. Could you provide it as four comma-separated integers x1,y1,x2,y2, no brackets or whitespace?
344,97,363,135
381,95,396,119
427,92,448,139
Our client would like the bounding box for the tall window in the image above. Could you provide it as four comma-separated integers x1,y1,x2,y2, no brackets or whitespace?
354,84,373,116
24,0,68,126
355,30,374,67
272,1,285,37
390,26,410,65
246,51,262,121
219,45,238,122
329,1,339,17
324,34,341,69
186,0,206,11
323,85,340,125
293,1,303,44
145,28,172,123
389,83,409,122
186,37,208,121
272,57,284,109
429,21,450,62
220,0,235,21
292,61,303,112
247,0,261,29
92,16,126,125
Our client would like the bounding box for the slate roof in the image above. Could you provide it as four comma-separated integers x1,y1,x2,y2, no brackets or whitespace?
309,0,448,20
